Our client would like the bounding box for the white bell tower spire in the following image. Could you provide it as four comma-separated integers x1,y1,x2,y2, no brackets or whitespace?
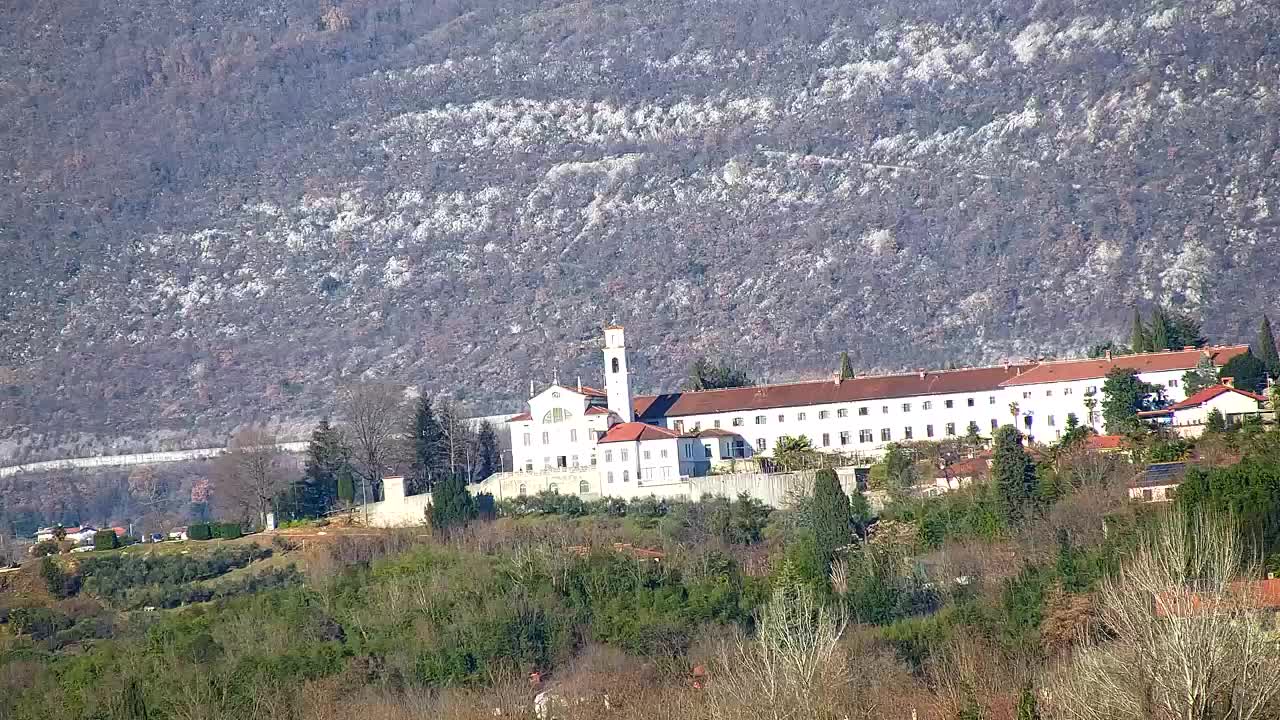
602,325,633,422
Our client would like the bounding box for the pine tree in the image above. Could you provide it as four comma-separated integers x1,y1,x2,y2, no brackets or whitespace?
475,421,500,479
1182,355,1218,395
811,468,852,568
336,464,355,504
407,397,447,492
1255,315,1280,380
837,351,854,380
992,425,1037,523
1205,408,1227,434
1149,307,1171,351
1219,351,1268,394
297,419,347,516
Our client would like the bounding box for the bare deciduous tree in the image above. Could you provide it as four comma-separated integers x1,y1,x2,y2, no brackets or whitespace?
1044,511,1280,720
212,428,289,528
338,382,405,515
708,584,849,720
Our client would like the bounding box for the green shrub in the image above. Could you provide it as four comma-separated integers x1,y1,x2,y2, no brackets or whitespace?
188,523,213,541
31,540,59,557
93,530,119,551
216,522,242,540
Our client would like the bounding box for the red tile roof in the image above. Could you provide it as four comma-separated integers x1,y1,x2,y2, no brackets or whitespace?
1169,384,1267,410
934,457,990,479
633,364,1034,419
1155,578,1280,617
508,412,532,422
1086,434,1127,450
598,422,684,443
585,406,612,415
998,346,1249,387
579,386,608,398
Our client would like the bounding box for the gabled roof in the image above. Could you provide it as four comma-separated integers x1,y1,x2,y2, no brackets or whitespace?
579,386,608,398
1169,384,1267,411
934,456,990,479
508,412,532,422
598,422,684,443
584,406,612,415
998,346,1249,387
634,364,1034,420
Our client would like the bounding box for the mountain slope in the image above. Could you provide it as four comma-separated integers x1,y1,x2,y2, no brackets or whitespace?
2,0,1278,461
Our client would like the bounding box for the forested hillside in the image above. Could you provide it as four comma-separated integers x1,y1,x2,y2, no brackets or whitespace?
2,0,1278,460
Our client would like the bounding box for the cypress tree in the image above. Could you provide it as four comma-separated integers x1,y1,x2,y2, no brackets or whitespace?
336,464,355,504
1129,307,1149,353
1149,307,1171,351
476,421,500,479
811,468,852,568
837,351,854,380
1255,315,1280,380
992,425,1037,523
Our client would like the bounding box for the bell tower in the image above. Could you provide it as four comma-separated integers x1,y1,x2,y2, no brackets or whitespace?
602,325,633,422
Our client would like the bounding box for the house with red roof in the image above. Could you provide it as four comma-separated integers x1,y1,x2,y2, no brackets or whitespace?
1137,380,1267,437
996,345,1249,442
595,422,717,499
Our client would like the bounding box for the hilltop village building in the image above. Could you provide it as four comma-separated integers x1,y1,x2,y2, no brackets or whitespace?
470,326,1249,504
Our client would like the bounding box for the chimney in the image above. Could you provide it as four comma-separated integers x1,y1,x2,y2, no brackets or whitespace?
1222,377,1235,388
833,373,842,386
577,376,582,392
918,370,926,379
1105,350,1112,361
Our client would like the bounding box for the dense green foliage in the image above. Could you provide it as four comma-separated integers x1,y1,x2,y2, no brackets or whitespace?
686,357,754,390
1101,367,1161,434
93,529,120,551
1219,351,1269,394
1255,315,1280,380
77,546,273,606
811,469,853,568
992,425,1038,522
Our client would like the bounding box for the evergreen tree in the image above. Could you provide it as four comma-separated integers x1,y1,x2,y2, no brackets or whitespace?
476,420,500,480
837,351,854,380
686,357,754,390
992,425,1037,522
336,464,355,504
430,471,476,535
1129,308,1150,353
1149,307,1171,351
297,419,347,517
1101,367,1160,434
1164,309,1206,349
811,468,852,568
1254,315,1280,380
407,397,447,492
1205,408,1227,434
1182,355,1218,395
847,490,873,538
1219,351,1268,394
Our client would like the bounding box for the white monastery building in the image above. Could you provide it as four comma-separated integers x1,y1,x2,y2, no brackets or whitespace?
467,326,1250,505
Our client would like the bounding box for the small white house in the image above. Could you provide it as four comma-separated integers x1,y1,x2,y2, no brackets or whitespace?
1140,381,1266,438
1129,462,1187,503
596,422,712,500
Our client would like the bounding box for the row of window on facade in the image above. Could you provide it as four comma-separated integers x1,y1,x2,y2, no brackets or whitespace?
690,395,998,431
516,480,593,496
522,428,606,446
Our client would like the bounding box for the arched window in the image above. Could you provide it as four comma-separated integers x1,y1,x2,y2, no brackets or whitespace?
542,407,572,423
622,470,630,482
518,484,527,496
549,483,559,494
611,358,620,373
579,480,590,494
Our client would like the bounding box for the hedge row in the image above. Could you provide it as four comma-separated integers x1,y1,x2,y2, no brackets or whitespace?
188,522,242,541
